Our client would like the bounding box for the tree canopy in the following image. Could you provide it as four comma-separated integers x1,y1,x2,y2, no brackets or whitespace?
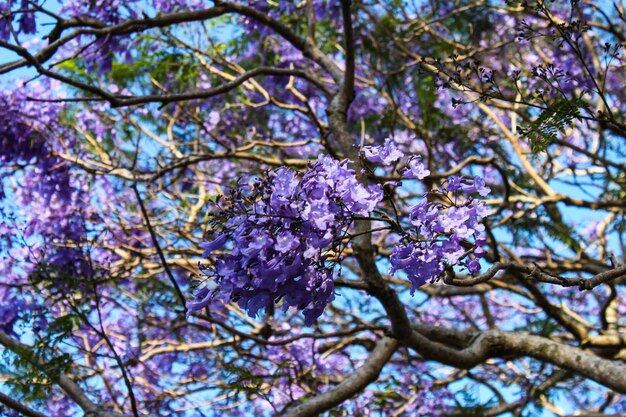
0,0,625,416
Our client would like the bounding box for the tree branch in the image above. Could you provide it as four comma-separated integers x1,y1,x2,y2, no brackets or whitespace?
0,330,132,417
0,392,47,417
281,336,398,417
340,0,355,102
445,262,626,290
132,183,187,314
408,325,626,394
0,3,343,93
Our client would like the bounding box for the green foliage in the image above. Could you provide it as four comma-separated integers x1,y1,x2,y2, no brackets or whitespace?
148,50,200,89
541,212,582,252
518,97,588,153
1,339,73,402
517,317,560,337
47,314,81,344
219,359,267,397
452,388,494,417
510,204,582,253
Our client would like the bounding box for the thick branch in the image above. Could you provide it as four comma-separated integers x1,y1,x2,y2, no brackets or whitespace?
408,325,626,394
340,0,355,102
0,3,342,93
325,0,414,343
0,392,47,417
446,262,626,290
281,337,398,417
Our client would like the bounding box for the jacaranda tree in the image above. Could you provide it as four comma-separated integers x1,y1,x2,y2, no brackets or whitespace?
0,0,625,415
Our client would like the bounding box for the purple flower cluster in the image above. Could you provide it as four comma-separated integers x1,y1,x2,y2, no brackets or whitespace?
0,87,51,164
0,83,77,205
193,140,492,322
362,138,431,178
189,155,383,325
0,0,36,41
390,176,491,292
360,140,490,290
0,82,102,311
362,138,405,166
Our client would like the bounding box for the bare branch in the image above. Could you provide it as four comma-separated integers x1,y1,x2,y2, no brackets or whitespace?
445,262,626,290
340,0,355,102
132,183,187,314
409,325,626,394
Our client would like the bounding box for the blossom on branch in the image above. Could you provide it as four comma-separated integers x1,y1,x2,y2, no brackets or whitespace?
189,155,383,325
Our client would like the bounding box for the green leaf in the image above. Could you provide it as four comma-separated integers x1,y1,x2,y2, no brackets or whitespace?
518,97,588,153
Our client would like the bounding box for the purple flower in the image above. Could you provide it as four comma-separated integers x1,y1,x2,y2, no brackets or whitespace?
190,155,382,324
362,138,405,165
18,0,36,34
402,157,431,180
460,176,491,196
389,177,490,290
200,234,228,256
275,231,299,253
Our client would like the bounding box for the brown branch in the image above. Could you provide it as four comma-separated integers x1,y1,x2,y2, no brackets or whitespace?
0,3,342,97
340,0,355,103
0,330,132,417
281,337,398,417
0,392,48,417
27,67,332,107
107,67,329,107
132,183,187,314
324,0,415,344
445,262,626,290
408,325,626,394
